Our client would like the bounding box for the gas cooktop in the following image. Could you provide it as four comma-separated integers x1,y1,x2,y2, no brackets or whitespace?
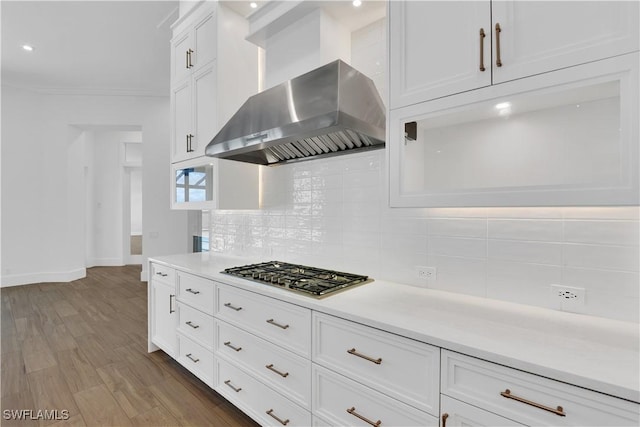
221,261,371,298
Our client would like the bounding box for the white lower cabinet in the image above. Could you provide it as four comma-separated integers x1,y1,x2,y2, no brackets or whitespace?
149,263,177,357
441,350,640,426
312,364,438,427
177,333,214,388
215,357,312,427
440,395,524,427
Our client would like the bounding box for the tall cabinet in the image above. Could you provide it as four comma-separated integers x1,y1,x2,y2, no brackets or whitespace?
170,2,259,210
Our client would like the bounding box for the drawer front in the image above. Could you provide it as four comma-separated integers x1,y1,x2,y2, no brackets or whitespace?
216,357,312,427
442,350,640,426
215,319,311,409
177,302,214,350
312,364,438,427
441,395,525,426
215,285,311,357
312,312,440,415
151,263,175,286
177,333,214,387
177,272,214,314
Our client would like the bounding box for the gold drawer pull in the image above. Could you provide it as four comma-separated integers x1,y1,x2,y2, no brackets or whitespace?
266,364,289,378
347,348,382,365
185,321,199,329
500,389,566,417
224,380,242,393
224,341,242,352
224,302,242,311
346,407,381,427
185,288,200,295
442,413,449,427
266,409,289,426
495,23,503,67
185,353,199,363
479,28,486,72
266,319,289,329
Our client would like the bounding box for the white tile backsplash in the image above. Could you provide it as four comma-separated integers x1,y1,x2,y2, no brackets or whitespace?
209,149,640,323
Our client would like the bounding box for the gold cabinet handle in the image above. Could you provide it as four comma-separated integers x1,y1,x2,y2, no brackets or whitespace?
265,364,289,378
224,379,241,393
185,288,200,295
495,23,503,67
224,302,242,311
442,413,449,427
223,341,242,352
266,319,289,329
185,353,199,363
346,407,381,427
500,389,566,416
185,321,199,329
266,409,289,426
347,348,382,365
169,294,175,314
187,49,194,68
479,28,486,71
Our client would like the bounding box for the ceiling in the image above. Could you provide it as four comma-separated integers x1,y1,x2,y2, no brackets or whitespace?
1,1,178,96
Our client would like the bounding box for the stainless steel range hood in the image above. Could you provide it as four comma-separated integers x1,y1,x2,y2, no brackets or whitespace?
205,60,385,166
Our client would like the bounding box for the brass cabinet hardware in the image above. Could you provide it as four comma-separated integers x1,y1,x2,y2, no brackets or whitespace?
265,364,289,378
347,348,382,365
185,321,199,329
224,379,242,393
266,409,290,426
223,341,242,352
500,389,566,416
442,413,449,427
185,288,200,295
187,49,194,68
479,28,486,71
346,407,381,427
185,353,199,363
495,23,503,67
169,294,175,314
266,319,290,329
224,302,242,311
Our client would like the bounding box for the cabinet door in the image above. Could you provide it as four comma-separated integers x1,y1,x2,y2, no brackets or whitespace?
171,80,192,163
192,12,216,70
492,1,639,84
441,395,524,427
389,1,491,109
151,281,177,357
192,64,217,158
171,29,192,84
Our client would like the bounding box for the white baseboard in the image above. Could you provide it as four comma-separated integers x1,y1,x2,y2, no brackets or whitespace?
88,258,124,267
140,268,148,282
1,268,86,287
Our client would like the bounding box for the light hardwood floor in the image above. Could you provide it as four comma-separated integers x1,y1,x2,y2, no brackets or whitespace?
1,266,259,427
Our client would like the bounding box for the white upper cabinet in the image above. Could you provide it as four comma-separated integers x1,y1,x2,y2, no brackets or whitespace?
389,1,640,110
389,1,492,109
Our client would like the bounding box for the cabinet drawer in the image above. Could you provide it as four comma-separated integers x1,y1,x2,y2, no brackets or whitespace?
215,285,311,357
216,357,312,427
312,312,439,415
215,319,311,409
441,350,640,426
177,272,214,314
151,263,175,286
177,333,214,387
312,364,438,427
441,395,524,427
177,302,214,350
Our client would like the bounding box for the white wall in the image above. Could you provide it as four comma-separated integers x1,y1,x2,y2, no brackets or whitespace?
1,85,190,286
207,18,639,324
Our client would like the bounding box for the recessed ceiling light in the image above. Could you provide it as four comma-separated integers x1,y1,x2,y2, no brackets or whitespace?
250,2,257,8
353,0,362,7
495,102,511,110
22,44,34,52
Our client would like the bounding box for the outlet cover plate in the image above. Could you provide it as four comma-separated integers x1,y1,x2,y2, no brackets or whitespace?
416,266,436,280
551,285,586,313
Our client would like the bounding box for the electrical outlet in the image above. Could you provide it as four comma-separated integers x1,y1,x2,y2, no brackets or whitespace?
416,266,436,280
551,285,586,313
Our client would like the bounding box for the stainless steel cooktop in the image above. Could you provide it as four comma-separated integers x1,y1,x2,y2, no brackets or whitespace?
222,261,370,298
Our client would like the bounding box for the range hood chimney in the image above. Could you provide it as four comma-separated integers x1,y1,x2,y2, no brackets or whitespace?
205,60,385,166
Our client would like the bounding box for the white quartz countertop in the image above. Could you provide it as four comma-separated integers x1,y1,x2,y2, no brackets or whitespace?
150,252,640,403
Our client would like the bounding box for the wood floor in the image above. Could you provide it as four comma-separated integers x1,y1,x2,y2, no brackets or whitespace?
1,266,259,427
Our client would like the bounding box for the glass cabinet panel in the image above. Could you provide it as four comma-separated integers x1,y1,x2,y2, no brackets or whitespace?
175,164,213,204
389,54,638,207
